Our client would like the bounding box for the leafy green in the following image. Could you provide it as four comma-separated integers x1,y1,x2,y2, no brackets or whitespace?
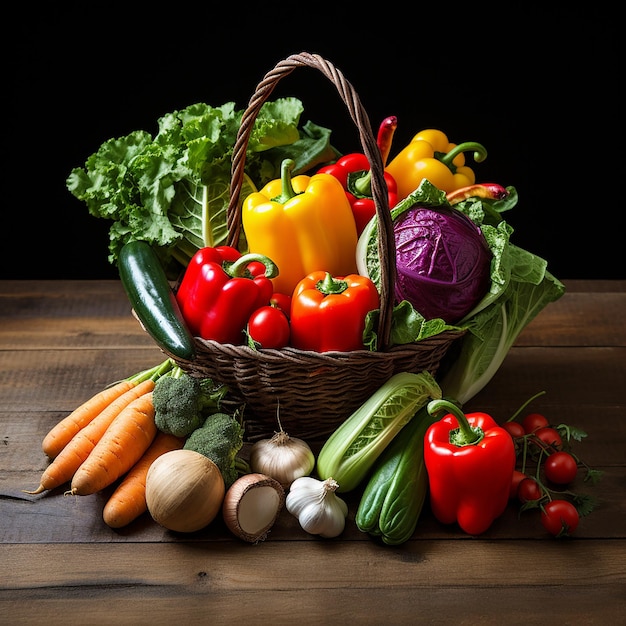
359,179,565,405
316,371,442,493
438,267,565,404
66,98,339,277
435,187,566,403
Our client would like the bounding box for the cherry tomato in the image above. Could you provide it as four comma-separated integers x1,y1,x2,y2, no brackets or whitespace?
247,306,290,349
544,451,578,485
270,292,292,318
246,260,268,277
541,500,579,537
503,421,525,439
517,477,543,503
510,470,527,499
522,412,549,434
535,427,562,449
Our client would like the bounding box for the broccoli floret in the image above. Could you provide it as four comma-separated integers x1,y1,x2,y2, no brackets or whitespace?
152,368,225,438
184,412,244,489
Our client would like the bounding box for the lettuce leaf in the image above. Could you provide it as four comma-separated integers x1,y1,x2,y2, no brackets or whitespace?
438,264,565,405
66,98,338,277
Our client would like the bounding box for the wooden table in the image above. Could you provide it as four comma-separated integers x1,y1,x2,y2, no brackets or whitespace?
1,280,625,625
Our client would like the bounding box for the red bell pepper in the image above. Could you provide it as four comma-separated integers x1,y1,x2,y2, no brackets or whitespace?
176,246,278,345
424,399,516,535
318,116,399,236
290,271,380,352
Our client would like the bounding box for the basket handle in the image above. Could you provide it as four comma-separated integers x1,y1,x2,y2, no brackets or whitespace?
226,52,396,351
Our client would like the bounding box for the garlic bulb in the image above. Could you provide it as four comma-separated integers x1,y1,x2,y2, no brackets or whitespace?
285,476,348,538
249,427,315,488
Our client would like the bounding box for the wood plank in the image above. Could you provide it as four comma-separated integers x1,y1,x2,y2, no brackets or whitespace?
0,280,131,317
0,316,156,350
0,349,165,413
1,542,625,624
518,291,626,347
4,540,624,588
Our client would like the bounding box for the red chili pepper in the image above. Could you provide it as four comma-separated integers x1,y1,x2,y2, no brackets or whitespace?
175,247,278,345
290,271,380,352
424,399,516,535
318,116,399,236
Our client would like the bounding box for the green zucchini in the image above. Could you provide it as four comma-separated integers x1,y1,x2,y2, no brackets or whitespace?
118,240,196,361
316,371,441,493
355,405,435,545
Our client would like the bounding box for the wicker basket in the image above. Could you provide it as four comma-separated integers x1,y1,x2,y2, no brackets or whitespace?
170,52,465,443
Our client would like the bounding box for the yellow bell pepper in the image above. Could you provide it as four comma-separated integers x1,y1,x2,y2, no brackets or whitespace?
242,159,358,295
386,129,488,200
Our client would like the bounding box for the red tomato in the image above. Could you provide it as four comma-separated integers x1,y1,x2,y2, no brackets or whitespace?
517,477,543,503
510,470,527,499
522,412,549,434
247,306,290,349
544,451,578,485
270,292,292,318
535,427,563,449
541,500,579,537
503,421,526,439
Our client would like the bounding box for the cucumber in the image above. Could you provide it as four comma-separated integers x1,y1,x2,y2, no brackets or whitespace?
118,240,196,361
355,405,435,545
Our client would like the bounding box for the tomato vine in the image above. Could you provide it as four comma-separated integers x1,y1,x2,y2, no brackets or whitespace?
504,392,604,537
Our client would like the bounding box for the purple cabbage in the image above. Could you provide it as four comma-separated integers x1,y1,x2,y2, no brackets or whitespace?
393,205,492,323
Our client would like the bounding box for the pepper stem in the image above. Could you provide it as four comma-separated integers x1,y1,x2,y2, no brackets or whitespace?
224,253,279,279
427,399,484,447
351,169,373,197
437,141,488,173
271,158,299,204
316,272,348,295
351,116,398,198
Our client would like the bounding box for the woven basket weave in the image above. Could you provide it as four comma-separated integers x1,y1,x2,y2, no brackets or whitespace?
171,52,465,443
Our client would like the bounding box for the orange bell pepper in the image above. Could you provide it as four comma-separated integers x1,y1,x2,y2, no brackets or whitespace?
290,271,380,352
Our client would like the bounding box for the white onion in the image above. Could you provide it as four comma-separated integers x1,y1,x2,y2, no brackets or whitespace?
222,473,285,543
145,449,225,533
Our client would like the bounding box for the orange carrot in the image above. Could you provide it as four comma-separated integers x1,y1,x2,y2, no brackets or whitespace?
24,378,156,495
68,391,158,496
42,379,136,459
102,432,185,528
41,359,174,459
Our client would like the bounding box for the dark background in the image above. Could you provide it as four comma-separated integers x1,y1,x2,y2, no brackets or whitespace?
5,4,623,280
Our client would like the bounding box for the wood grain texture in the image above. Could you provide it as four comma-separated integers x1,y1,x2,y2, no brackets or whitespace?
1,541,625,624
1,280,625,623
